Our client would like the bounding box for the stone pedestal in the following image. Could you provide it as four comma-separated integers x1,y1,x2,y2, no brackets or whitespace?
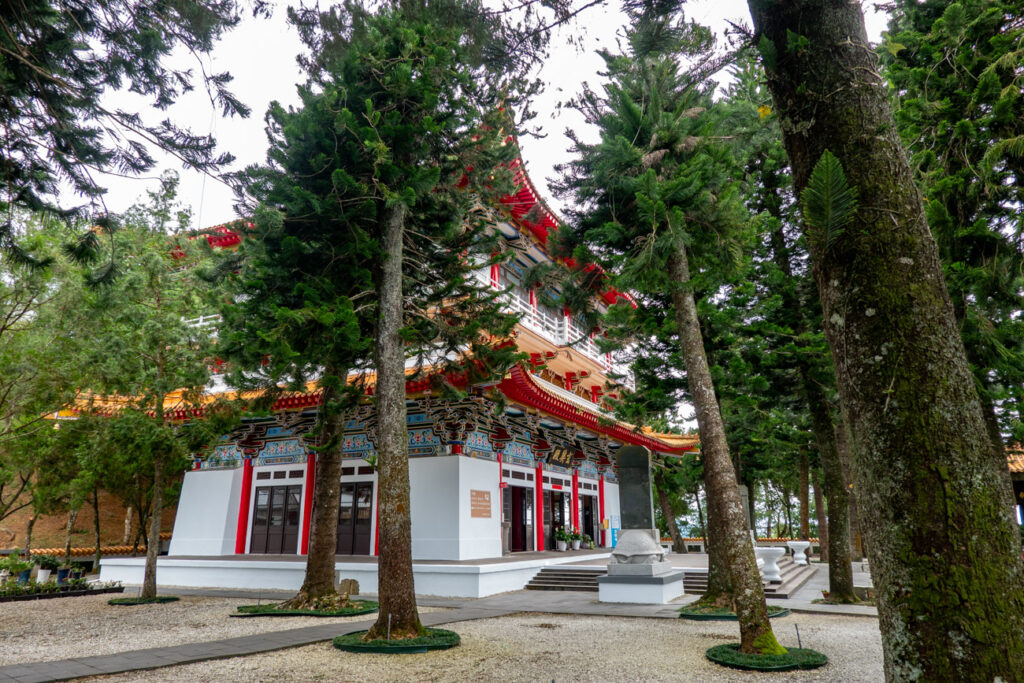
598,528,684,603
755,547,785,583
786,540,810,565
597,572,686,603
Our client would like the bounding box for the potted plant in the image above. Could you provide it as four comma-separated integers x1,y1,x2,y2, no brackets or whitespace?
56,560,74,585
554,527,570,551
582,533,593,549
570,528,582,550
35,554,60,583
3,549,33,585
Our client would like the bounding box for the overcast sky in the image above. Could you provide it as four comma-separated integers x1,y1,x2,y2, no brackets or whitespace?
89,0,890,227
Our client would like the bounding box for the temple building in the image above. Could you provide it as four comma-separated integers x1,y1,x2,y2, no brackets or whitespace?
100,158,699,594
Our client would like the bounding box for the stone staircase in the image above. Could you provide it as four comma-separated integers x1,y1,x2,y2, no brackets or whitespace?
524,567,606,592
682,556,817,599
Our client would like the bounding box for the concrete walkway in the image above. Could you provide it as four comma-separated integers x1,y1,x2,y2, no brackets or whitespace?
0,563,877,683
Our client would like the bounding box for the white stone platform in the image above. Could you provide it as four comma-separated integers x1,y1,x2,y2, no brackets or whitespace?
595,572,686,604
100,551,612,599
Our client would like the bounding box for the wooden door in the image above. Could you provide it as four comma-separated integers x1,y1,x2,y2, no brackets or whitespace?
250,485,301,554
337,482,374,555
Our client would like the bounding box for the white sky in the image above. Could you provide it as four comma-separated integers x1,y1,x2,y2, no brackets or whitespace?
87,0,891,227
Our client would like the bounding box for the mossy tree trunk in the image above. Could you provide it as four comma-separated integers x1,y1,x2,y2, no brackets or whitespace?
283,384,346,609
654,469,685,553
798,450,809,540
668,241,782,654
812,471,827,562
747,0,1024,677
803,372,854,601
366,203,422,640
835,420,864,561
141,454,163,599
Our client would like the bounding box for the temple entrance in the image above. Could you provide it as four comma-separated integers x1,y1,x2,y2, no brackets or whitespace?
581,494,599,545
249,485,302,554
543,490,571,549
336,482,373,555
502,485,534,552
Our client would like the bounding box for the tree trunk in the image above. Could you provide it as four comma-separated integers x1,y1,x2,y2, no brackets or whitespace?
747,481,756,537
694,486,706,546
782,486,793,538
284,395,347,609
92,488,102,570
813,470,828,563
799,450,810,540
366,202,422,640
64,508,78,563
668,241,781,654
747,1,1024,676
654,470,685,553
142,456,163,599
836,422,864,561
123,506,133,546
24,513,37,554
802,373,855,601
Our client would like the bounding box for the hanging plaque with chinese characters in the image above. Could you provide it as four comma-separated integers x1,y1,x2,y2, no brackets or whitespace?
547,446,574,468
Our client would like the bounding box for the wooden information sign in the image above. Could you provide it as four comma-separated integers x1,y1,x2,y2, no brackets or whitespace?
470,489,491,518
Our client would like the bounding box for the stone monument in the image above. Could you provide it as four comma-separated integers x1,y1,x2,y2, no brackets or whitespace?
597,446,685,603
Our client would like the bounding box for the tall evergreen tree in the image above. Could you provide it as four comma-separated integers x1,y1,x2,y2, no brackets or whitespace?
881,0,1024,449
71,175,231,598
747,0,1024,677
719,54,856,600
553,1,784,655
0,0,264,218
227,0,524,636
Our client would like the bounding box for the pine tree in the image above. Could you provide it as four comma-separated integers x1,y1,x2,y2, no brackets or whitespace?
69,175,231,598
0,1,263,219
747,0,1024,676
881,0,1024,449
225,0,524,636
553,1,784,655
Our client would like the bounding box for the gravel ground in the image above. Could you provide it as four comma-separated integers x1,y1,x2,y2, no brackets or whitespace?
84,612,884,682
0,594,444,666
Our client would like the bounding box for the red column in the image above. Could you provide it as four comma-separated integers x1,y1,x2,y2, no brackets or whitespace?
234,457,254,554
300,452,317,555
571,470,579,531
535,461,545,551
598,474,606,548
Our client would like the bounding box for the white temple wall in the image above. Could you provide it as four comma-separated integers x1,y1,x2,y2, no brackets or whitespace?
454,456,502,560
409,456,501,561
169,469,242,556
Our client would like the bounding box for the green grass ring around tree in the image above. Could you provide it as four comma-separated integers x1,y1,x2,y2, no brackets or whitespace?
332,628,460,654
108,596,181,606
705,643,828,671
233,601,378,618
678,604,791,621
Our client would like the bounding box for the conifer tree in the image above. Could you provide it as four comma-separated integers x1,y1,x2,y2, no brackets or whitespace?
881,0,1024,448
553,1,784,655
747,0,1024,676
0,1,263,219
71,175,231,598
226,0,524,635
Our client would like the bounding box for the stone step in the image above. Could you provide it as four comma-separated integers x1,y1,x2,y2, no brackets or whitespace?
682,556,818,597
524,567,606,592
524,583,599,592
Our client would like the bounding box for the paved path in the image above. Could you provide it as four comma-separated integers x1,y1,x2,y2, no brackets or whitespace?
0,563,878,683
